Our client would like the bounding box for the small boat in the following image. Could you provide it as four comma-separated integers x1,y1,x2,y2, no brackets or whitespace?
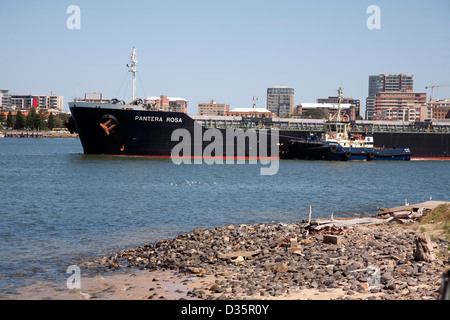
287,87,411,161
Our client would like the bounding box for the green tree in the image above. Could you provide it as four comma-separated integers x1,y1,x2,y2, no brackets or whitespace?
37,109,48,130
47,112,55,130
26,108,37,129
13,111,26,130
0,112,5,124
6,111,15,128
54,113,70,128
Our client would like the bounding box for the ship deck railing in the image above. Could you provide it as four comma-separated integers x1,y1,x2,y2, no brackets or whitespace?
193,116,450,134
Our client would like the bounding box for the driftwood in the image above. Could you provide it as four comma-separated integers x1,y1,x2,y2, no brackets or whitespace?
303,201,450,232
413,232,435,262
310,217,385,230
218,250,261,260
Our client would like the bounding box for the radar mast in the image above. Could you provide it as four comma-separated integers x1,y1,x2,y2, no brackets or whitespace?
126,48,138,101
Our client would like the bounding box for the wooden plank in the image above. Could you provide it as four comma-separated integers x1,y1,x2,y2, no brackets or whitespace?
218,250,261,260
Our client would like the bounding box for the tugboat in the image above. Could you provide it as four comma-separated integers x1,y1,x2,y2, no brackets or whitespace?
287,88,411,161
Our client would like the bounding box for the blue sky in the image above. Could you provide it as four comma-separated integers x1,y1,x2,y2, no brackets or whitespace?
1,0,449,115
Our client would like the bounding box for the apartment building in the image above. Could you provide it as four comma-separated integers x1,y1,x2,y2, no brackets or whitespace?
428,98,450,119
145,95,188,113
198,100,230,116
267,85,294,117
10,94,64,110
366,74,414,119
373,89,427,121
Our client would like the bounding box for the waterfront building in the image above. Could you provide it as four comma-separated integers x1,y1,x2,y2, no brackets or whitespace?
11,94,64,111
267,85,294,117
374,105,431,122
226,107,275,118
145,95,188,113
317,96,361,118
366,74,414,119
373,89,427,121
198,100,230,116
0,89,12,108
427,98,450,119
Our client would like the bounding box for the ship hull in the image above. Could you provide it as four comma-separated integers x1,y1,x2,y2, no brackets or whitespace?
68,104,449,160
68,104,284,159
373,132,449,159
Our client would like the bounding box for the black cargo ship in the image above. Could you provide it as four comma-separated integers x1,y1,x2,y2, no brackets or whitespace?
67,49,450,160
67,103,280,159
67,102,450,160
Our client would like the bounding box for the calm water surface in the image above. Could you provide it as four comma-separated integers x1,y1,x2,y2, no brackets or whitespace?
0,138,449,295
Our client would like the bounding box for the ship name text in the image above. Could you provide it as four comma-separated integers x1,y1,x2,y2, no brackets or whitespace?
135,116,182,123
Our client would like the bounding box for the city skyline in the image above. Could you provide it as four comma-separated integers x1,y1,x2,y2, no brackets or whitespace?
1,0,450,115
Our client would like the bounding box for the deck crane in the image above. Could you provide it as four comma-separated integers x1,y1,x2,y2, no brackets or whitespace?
425,84,450,100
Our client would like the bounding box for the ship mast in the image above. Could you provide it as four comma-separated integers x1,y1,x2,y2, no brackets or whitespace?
127,48,138,101
337,86,343,122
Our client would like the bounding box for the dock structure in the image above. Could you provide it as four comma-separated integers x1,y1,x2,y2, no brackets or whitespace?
4,131,44,138
3,131,77,138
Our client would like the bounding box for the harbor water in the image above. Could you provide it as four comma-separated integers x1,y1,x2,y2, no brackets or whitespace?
0,138,449,296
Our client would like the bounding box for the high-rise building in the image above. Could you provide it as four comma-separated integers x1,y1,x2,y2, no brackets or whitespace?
267,85,294,117
366,74,414,119
198,100,230,116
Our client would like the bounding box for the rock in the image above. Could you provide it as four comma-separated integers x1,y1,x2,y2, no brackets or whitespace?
413,232,435,262
381,271,393,284
193,228,207,236
323,235,343,245
89,216,447,301
188,267,206,275
273,262,288,273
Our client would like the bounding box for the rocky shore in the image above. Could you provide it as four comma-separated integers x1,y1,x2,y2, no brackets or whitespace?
87,206,450,300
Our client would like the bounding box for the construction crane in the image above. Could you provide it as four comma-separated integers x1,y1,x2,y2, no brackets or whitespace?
425,84,450,100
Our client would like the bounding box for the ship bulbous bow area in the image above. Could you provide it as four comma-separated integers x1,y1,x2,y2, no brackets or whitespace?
66,116,78,134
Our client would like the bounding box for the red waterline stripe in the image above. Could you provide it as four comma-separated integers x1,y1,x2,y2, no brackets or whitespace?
411,157,450,160
110,154,280,160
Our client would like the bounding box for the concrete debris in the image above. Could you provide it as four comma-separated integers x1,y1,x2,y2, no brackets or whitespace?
377,201,450,224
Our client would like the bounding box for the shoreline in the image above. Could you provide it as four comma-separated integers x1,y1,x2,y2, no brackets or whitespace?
5,203,450,300
1,130,78,138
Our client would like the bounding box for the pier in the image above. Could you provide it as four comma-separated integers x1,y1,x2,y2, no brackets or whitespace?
3,131,77,138
4,131,44,138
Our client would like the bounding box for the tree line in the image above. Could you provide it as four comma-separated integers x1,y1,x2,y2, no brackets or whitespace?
0,109,70,131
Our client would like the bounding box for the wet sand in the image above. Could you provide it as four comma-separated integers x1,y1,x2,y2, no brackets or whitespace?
8,268,384,300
